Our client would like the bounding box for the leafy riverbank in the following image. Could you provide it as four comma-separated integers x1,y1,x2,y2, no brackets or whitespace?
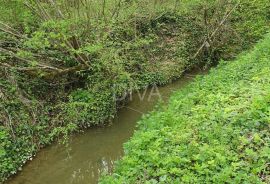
0,0,270,182
101,33,270,183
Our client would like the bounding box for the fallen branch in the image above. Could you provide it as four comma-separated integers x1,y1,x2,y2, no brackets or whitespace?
0,61,88,79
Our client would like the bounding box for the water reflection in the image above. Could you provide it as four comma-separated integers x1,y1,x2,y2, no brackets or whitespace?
70,158,114,184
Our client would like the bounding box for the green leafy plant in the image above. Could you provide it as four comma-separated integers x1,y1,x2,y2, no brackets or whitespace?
0,0,270,182
101,33,270,183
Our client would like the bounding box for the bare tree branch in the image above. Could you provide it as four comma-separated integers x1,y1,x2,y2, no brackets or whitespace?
192,2,241,59
0,21,24,38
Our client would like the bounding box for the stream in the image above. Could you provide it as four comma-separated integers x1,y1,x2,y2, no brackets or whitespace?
7,69,205,184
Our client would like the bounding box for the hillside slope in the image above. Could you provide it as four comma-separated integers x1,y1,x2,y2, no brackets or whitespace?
101,33,270,183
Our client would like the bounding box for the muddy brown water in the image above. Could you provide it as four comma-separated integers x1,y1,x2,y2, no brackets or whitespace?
7,70,206,184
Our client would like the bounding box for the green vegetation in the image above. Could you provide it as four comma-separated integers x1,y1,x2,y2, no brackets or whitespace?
0,0,270,182
101,33,270,183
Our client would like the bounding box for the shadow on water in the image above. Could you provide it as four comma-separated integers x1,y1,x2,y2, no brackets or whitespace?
7,68,207,184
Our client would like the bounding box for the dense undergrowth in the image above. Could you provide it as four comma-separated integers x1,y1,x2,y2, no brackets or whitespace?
0,0,270,182
101,33,270,183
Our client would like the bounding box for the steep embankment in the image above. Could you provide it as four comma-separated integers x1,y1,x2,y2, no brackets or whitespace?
101,34,270,183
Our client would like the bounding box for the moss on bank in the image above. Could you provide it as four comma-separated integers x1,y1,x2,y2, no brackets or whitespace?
100,33,270,183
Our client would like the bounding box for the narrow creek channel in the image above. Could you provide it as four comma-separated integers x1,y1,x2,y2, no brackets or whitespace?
7,69,206,184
